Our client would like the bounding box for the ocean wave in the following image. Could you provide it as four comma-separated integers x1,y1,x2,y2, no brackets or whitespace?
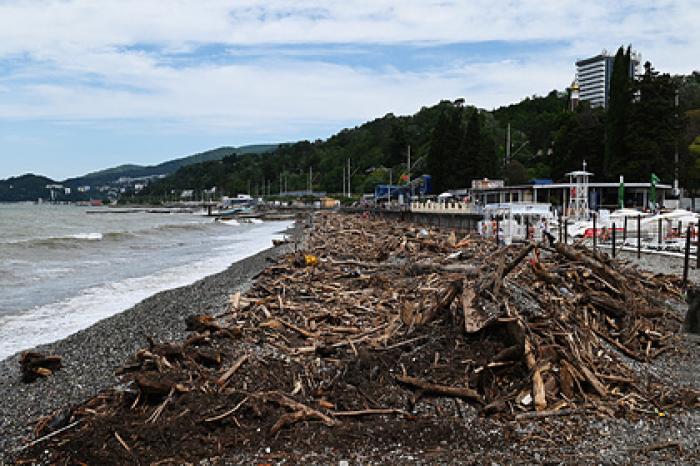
152,223,211,233
0,222,214,249
0,220,295,359
1,231,134,249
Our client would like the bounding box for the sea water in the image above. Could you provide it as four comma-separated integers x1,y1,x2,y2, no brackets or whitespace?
0,204,291,359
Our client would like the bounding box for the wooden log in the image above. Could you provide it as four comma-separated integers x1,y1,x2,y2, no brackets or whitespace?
185,315,221,332
216,354,249,388
331,408,406,417
261,391,338,433
330,258,479,276
587,292,627,318
560,363,575,399
135,372,184,398
418,279,463,324
592,328,646,361
515,408,578,420
578,364,608,397
395,375,482,402
19,352,63,383
462,287,495,333
501,243,535,279
491,344,523,362
533,368,547,411
192,348,222,367
204,396,249,422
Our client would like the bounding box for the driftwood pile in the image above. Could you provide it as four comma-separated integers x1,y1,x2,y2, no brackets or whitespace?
19,212,699,463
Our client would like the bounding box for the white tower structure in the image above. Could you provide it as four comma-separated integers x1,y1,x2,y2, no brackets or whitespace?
566,161,593,220
570,79,580,111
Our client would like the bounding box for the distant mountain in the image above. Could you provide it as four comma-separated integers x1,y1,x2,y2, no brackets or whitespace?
64,144,277,187
0,144,278,201
0,174,57,202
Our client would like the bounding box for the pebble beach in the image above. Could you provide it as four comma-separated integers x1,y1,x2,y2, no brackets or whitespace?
2,216,699,464
0,225,298,461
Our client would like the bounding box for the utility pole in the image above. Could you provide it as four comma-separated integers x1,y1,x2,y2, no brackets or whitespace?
388,168,392,206
347,158,351,197
506,123,511,170
279,173,282,195
342,165,346,197
407,145,411,197
674,88,680,197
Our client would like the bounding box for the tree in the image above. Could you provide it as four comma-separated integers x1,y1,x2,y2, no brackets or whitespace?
457,110,500,186
604,46,633,179
551,108,606,180
505,160,529,185
624,61,679,182
427,103,463,192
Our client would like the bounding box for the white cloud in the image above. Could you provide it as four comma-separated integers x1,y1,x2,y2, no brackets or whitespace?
0,0,697,135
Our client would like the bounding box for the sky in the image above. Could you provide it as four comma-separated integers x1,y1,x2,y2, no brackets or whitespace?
0,1,698,180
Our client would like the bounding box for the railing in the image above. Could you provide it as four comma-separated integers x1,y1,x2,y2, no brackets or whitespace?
410,201,481,215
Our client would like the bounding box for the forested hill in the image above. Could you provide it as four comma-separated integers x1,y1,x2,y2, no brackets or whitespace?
132,92,581,198
0,144,277,201
0,174,57,202
137,100,505,198
64,144,277,187
136,67,700,202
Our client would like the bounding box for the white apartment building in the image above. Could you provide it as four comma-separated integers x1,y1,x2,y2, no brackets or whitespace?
575,50,639,108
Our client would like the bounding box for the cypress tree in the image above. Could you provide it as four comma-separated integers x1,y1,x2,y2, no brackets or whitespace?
624,62,678,181
460,110,481,182
427,109,453,193
604,46,632,179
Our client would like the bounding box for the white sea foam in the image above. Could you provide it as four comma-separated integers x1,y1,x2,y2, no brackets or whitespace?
0,221,292,360
69,232,103,240
219,219,240,226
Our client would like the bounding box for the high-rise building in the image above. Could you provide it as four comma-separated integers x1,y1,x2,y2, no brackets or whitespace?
575,50,640,108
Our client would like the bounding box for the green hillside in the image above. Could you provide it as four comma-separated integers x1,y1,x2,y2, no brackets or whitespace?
0,174,57,202
64,144,277,187
135,100,508,199
0,145,277,202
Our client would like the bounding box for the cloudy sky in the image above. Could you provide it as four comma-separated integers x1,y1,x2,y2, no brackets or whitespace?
0,0,698,179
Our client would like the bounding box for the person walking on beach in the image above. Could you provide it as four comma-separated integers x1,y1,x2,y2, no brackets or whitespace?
539,218,555,246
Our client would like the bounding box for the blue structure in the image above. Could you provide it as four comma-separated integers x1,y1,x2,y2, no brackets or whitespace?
419,175,432,195
374,184,406,200
374,174,432,202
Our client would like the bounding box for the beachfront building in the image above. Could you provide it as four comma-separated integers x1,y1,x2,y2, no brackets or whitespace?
575,49,640,108
469,178,671,213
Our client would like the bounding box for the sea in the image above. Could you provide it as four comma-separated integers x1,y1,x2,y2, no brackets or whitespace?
0,204,292,360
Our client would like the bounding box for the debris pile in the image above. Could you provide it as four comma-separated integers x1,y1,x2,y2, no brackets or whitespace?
19,213,699,463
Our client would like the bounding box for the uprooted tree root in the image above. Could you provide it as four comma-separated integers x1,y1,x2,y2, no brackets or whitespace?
17,212,700,464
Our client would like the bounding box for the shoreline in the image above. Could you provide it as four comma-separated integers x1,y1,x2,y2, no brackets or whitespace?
4,212,700,464
0,222,300,457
